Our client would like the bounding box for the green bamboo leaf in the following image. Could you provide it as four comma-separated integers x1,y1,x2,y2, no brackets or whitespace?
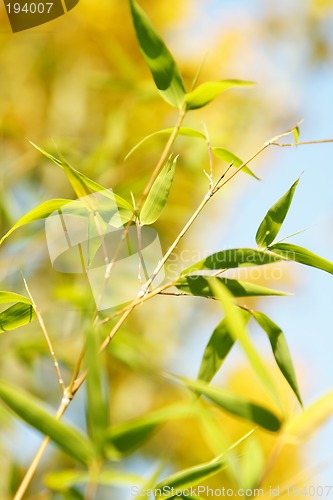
125,127,206,160
176,276,290,298
209,279,280,406
45,469,143,491
285,391,333,442
155,456,226,499
252,311,302,406
0,380,94,464
268,243,333,275
128,0,186,108
240,437,265,490
30,141,134,213
0,199,71,245
256,179,299,248
140,155,177,225
0,291,32,305
0,303,35,333
212,147,259,179
185,79,254,110
198,311,251,383
180,248,284,276
86,327,109,455
106,403,194,456
293,126,300,144
180,378,281,432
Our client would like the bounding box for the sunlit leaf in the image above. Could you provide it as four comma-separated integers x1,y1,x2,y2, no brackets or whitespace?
0,303,35,333
155,455,226,499
125,127,205,160
140,155,177,225
185,80,254,110
286,391,333,442
268,243,333,275
128,0,186,108
252,311,302,406
180,248,284,276
198,310,251,383
86,327,109,456
45,469,143,491
30,142,134,213
256,179,299,248
240,437,265,490
106,403,194,457
212,147,259,179
209,279,280,406
176,275,290,298
0,292,31,305
180,378,281,432
0,380,94,464
293,126,300,144
0,199,71,245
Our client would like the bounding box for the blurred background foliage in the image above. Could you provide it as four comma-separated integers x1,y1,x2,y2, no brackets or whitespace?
1,0,333,498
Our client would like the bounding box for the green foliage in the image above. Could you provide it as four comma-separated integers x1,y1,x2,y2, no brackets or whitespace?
0,1,332,498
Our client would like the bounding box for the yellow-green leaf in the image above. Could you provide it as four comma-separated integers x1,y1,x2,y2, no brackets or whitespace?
106,403,194,457
185,80,254,110
176,275,290,298
180,248,284,276
155,455,226,499
256,179,299,248
252,311,302,406
140,155,177,225
45,469,143,491
0,291,32,305
286,391,333,442
128,0,186,108
0,199,71,245
198,311,251,383
0,380,94,464
213,147,259,179
268,243,333,275
209,279,280,406
240,437,265,490
180,377,281,432
0,303,35,333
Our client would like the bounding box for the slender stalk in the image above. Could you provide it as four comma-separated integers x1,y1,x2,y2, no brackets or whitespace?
23,277,66,393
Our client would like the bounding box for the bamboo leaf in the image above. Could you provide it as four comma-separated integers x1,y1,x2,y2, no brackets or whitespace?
106,403,194,457
155,455,226,499
176,276,290,298
30,142,134,213
125,127,206,160
0,291,32,305
256,179,299,248
128,0,186,108
209,279,280,406
0,199,71,245
213,147,259,179
198,311,251,383
0,303,35,333
185,79,254,110
0,380,94,464
293,126,300,144
180,248,284,276
252,311,302,406
45,469,143,491
180,378,281,432
240,437,265,489
268,243,333,275
286,392,333,442
140,155,177,225
86,327,109,456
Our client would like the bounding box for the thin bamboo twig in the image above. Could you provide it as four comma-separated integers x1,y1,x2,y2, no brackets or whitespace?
22,277,66,393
